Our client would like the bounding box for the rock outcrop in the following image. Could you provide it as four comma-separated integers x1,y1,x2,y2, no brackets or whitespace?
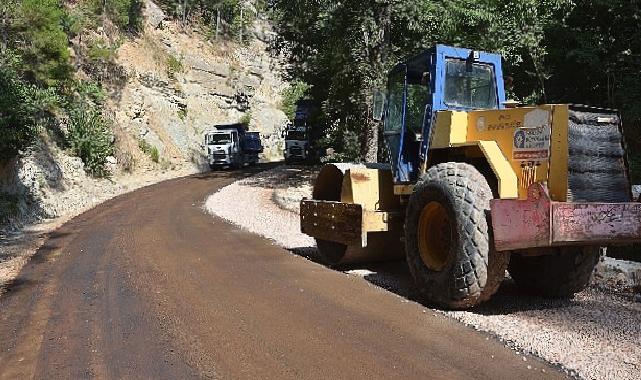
115,1,288,169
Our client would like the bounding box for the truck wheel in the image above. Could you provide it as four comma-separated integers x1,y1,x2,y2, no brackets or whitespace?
315,239,348,266
405,163,509,309
508,247,600,298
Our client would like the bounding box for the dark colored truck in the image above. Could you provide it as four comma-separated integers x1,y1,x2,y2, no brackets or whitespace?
284,100,319,163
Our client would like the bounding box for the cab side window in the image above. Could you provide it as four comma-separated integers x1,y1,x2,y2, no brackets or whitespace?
405,71,430,134
384,69,406,133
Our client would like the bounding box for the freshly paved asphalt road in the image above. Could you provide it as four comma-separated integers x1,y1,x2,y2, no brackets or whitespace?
0,167,568,379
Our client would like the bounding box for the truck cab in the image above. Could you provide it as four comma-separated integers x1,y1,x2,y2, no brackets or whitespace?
205,123,261,169
245,132,264,154
284,100,317,163
284,123,309,162
206,129,240,168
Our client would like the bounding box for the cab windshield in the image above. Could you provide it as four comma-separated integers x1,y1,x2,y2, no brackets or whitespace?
208,133,232,145
443,59,498,110
286,131,306,141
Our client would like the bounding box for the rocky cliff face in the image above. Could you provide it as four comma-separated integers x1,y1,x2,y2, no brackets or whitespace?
114,1,288,170
0,0,288,229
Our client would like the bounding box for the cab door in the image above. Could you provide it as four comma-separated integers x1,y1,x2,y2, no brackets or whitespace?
383,66,408,182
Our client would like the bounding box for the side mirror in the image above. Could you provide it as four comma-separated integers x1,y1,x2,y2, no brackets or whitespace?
372,89,386,121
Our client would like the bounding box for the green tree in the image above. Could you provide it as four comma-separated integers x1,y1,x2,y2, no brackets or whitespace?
271,0,443,161
441,0,571,103
5,0,72,86
67,104,114,177
91,0,144,32
281,81,310,120
0,61,38,160
0,52,60,160
545,0,641,119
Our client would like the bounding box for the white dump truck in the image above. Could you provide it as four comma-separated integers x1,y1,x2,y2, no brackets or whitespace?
205,123,263,169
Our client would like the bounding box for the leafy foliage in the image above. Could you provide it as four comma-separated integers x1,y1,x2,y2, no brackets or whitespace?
0,0,126,165
72,80,107,105
2,0,72,86
166,54,184,78
239,111,252,125
60,78,116,177
0,62,39,160
89,0,144,32
0,53,60,160
138,139,160,163
271,0,641,163
280,81,310,120
67,105,114,177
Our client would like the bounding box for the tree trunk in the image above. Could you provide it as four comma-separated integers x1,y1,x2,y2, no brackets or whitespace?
364,3,391,163
215,8,221,40
1,8,7,54
239,3,244,43
364,118,379,163
182,0,188,25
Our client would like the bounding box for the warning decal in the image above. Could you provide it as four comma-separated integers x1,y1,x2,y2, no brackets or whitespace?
513,109,551,162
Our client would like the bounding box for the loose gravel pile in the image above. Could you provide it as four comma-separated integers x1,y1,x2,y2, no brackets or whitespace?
205,166,316,250
204,166,641,380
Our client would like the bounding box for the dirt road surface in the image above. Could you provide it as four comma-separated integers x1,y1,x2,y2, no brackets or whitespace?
0,167,568,380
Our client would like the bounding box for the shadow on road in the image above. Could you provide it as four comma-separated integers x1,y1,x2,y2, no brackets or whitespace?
0,277,39,296
288,245,600,314
192,162,282,182
288,246,425,303
239,165,318,190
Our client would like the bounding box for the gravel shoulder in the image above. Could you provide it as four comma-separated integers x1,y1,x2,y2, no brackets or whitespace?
204,165,641,380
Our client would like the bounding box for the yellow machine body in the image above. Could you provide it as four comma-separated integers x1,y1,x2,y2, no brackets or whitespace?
426,104,571,201
300,104,637,264
301,164,405,263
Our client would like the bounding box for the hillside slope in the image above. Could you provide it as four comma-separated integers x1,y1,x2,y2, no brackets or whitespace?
114,1,287,169
0,0,288,231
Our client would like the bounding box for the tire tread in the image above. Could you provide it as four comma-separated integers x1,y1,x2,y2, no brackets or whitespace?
406,162,508,308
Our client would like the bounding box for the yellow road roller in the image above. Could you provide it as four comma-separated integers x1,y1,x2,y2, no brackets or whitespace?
300,45,641,309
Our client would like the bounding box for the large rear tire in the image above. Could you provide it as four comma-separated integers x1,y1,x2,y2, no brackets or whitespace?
508,247,600,297
405,163,509,309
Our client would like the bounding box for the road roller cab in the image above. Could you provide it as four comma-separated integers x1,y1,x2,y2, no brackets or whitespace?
300,45,641,309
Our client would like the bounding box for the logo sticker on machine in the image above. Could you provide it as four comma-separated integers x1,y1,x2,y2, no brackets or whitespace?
513,109,551,161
